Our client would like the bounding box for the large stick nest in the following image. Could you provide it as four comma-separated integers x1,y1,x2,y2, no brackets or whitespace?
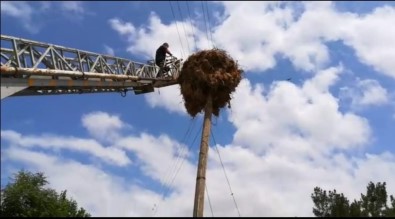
178,48,243,117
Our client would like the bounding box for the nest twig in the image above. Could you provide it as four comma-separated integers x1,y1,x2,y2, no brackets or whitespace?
178,48,244,117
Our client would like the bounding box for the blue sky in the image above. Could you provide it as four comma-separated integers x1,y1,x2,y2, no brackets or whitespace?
1,1,395,217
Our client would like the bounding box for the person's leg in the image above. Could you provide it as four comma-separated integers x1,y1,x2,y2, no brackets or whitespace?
156,60,165,77
163,65,171,77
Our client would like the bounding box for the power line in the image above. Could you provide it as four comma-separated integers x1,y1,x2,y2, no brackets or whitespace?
200,1,211,49
186,1,198,52
203,1,215,48
169,1,185,58
211,128,242,217
206,184,215,217
152,118,196,216
168,117,197,182
176,1,191,55
165,122,202,198
153,120,203,215
152,118,203,216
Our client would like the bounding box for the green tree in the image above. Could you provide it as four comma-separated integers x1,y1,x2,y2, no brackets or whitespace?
360,182,388,217
384,195,395,216
312,181,395,217
0,170,90,217
311,187,350,217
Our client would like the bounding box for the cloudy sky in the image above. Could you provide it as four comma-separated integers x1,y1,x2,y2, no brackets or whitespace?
1,1,395,217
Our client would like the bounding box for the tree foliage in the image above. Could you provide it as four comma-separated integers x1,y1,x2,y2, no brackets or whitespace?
312,181,395,217
0,170,91,217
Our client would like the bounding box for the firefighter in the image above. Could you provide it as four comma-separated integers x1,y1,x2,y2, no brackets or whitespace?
155,42,173,78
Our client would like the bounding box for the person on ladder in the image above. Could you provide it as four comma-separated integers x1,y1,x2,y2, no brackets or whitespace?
155,42,174,78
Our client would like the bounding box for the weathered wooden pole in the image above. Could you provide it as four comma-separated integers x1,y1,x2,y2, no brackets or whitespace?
193,95,213,217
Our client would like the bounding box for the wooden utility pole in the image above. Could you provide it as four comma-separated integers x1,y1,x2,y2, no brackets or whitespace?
193,95,213,217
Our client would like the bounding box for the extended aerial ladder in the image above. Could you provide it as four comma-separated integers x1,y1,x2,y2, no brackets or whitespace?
0,34,183,100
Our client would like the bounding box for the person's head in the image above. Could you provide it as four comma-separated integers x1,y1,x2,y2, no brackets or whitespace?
163,42,169,48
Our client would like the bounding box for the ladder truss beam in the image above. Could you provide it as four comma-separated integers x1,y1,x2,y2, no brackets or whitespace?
0,34,183,98
1,35,159,77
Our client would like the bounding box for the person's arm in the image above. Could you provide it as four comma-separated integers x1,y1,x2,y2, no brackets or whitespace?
166,48,173,56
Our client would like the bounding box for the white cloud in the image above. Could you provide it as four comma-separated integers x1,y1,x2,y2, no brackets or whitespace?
114,133,193,188
60,1,84,15
1,1,32,19
2,107,394,216
103,45,115,56
229,66,371,157
0,1,37,33
2,125,197,216
215,1,395,76
106,1,395,117
218,1,395,75
212,1,294,71
357,81,389,106
2,1,395,217
0,130,130,167
59,1,93,21
109,2,395,77
3,130,395,217
340,78,389,109
81,111,129,143
342,6,395,79
205,145,395,217
145,85,186,115
108,18,136,36
109,13,202,60
4,148,158,217
1,1,90,33
1,1,89,33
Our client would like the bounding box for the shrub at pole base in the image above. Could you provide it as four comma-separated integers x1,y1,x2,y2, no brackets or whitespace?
178,48,244,117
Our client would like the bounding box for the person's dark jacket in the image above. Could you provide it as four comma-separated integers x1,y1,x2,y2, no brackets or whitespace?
155,45,172,65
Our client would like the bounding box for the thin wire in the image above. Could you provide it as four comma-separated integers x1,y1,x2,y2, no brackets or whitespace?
166,121,203,194
186,1,198,51
206,184,215,217
170,117,197,177
176,1,191,55
162,118,196,190
200,1,211,49
204,1,215,48
211,128,242,217
152,118,196,216
153,118,203,216
156,121,203,216
169,1,185,58
212,115,218,126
